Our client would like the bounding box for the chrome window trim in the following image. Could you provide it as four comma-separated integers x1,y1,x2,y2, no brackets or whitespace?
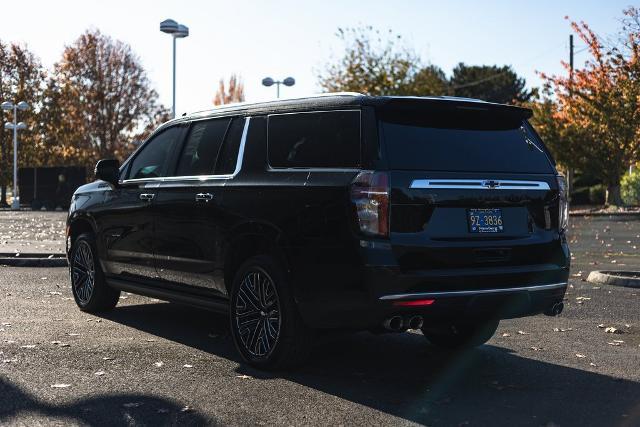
409,179,551,190
266,167,361,173
379,282,567,300
119,117,250,186
266,109,362,171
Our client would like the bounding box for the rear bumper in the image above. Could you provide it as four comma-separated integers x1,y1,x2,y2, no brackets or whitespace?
297,263,569,329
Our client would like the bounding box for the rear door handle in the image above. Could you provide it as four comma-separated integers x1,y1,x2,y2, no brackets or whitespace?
139,193,155,201
195,193,214,203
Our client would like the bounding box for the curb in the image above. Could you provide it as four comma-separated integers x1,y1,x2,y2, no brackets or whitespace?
0,253,67,267
569,212,640,217
586,270,640,288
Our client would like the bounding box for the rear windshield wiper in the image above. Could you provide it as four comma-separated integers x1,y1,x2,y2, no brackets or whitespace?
520,126,544,153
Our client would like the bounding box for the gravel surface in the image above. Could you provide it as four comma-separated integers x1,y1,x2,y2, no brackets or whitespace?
0,216,639,426
0,211,66,254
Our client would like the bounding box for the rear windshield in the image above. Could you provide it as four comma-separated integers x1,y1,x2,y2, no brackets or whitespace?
380,112,554,173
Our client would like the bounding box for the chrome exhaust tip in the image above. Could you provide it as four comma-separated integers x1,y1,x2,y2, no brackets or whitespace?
383,316,404,331
544,302,564,317
408,315,423,330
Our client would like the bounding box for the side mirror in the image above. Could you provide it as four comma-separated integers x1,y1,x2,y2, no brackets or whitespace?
95,159,120,186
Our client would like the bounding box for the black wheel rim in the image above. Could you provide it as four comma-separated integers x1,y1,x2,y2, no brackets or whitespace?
72,240,95,305
234,270,281,357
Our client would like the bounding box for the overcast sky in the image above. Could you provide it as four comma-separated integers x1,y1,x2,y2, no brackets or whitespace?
1,0,633,115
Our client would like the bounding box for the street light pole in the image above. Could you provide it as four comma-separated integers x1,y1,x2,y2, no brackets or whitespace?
172,35,177,119
160,19,189,119
1,101,29,210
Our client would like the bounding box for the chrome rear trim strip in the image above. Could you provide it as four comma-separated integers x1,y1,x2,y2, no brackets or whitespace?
409,179,551,190
379,282,567,300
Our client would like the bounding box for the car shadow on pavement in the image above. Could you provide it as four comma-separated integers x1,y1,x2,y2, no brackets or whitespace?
0,376,211,426
103,302,640,426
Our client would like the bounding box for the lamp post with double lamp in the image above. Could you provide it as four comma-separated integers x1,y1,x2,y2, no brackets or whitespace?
262,77,295,98
160,19,189,119
1,101,29,210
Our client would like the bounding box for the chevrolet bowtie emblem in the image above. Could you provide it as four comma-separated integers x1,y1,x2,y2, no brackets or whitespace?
482,180,500,189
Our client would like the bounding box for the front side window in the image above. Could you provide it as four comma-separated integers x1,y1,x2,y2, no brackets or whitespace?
268,110,361,168
175,118,231,176
127,126,182,179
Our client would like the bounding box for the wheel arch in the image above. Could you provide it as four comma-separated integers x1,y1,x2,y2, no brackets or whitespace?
223,222,291,295
67,214,97,256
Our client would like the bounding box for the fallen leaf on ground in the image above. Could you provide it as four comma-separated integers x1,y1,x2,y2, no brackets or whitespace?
123,402,143,408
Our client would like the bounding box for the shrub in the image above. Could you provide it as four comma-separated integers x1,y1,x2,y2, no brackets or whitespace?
621,170,640,206
589,184,606,205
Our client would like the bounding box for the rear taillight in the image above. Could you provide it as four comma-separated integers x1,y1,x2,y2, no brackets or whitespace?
557,175,569,232
350,170,389,238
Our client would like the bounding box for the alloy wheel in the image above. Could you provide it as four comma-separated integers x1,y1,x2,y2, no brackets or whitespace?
235,270,281,357
72,240,95,305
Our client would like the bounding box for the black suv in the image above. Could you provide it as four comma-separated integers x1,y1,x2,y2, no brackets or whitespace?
66,94,570,369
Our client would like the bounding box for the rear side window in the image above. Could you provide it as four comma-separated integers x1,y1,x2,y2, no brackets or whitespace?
127,126,182,179
176,118,230,176
214,117,245,175
380,113,554,173
268,110,360,168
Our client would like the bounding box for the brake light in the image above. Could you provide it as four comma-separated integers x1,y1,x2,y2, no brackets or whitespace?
350,170,389,238
557,175,569,232
392,299,435,307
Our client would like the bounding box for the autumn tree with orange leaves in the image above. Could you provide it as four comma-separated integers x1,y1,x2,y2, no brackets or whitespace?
539,7,640,205
213,74,245,105
45,30,169,165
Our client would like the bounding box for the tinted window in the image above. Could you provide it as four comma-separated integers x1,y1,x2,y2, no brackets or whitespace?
176,118,230,176
381,114,553,173
268,110,360,168
215,117,245,175
127,126,182,179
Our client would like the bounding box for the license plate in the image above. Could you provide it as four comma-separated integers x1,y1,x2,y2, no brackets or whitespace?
468,208,504,233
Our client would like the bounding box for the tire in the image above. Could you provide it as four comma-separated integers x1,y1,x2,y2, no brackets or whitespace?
229,255,311,370
422,319,499,350
69,232,120,312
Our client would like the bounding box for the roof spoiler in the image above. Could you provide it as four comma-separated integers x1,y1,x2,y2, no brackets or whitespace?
368,96,533,120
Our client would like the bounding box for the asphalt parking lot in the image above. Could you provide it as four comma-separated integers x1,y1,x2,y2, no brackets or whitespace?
1,214,639,426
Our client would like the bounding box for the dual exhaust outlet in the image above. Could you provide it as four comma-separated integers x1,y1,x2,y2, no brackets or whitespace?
385,301,564,332
383,315,423,332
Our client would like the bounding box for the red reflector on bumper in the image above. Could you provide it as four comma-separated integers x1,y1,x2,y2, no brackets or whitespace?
392,299,435,307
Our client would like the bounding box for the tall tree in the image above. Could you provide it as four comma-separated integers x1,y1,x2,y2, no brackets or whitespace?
49,29,168,164
450,63,536,104
540,8,640,205
213,74,245,105
317,26,447,96
0,41,46,206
